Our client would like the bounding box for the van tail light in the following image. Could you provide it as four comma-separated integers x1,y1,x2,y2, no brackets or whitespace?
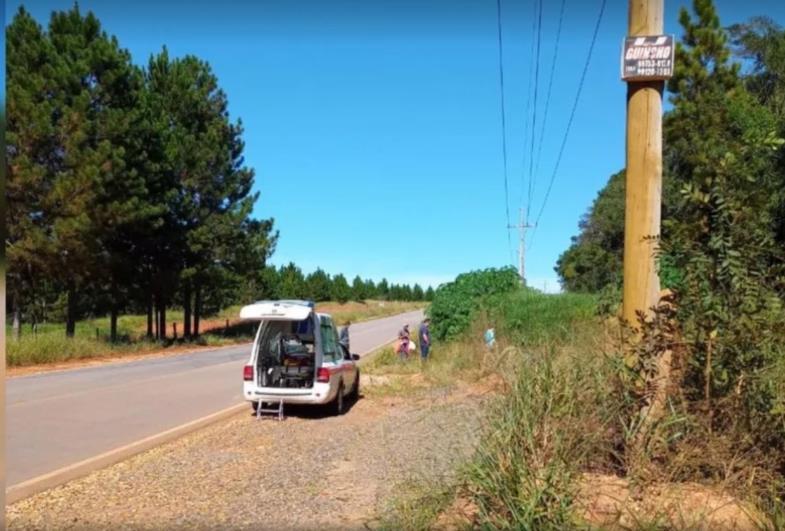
316,367,331,383
243,365,254,381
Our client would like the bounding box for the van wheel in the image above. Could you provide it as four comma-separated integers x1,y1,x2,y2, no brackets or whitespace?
349,372,360,400
251,401,259,414
334,383,345,416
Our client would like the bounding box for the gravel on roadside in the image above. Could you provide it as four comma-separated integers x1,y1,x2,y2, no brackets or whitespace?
7,383,487,531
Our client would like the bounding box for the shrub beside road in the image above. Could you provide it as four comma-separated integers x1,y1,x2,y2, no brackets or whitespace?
8,267,780,528
375,270,778,529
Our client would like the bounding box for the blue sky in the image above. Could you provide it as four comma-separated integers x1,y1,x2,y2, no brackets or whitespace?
7,0,785,291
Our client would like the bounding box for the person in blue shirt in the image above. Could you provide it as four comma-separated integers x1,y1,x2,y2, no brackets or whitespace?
418,318,431,361
484,328,496,349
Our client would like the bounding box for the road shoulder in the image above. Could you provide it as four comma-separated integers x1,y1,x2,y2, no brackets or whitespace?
7,376,488,530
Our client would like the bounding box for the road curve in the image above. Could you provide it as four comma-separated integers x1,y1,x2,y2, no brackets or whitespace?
7,310,424,487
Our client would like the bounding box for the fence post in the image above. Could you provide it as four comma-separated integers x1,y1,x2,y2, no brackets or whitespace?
173,322,178,339
225,319,229,336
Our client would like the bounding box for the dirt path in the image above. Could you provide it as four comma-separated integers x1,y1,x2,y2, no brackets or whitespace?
7,379,487,530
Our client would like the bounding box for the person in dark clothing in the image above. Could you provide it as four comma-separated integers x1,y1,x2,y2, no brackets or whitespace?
418,318,431,361
339,321,351,353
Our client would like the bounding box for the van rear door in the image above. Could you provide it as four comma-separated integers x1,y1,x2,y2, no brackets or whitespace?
240,301,312,321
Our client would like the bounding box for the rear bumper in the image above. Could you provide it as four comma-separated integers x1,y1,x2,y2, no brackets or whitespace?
243,383,334,405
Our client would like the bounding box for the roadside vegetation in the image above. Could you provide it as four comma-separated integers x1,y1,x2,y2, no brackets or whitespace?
7,299,424,368
556,5,785,298
369,266,784,530
6,5,434,349
6,309,248,368
5,3,432,368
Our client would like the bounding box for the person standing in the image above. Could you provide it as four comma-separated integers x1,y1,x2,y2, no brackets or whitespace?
339,321,351,353
418,318,431,361
397,324,410,361
484,327,496,350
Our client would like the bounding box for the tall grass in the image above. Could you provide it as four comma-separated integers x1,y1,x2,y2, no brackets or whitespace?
483,290,598,346
371,287,784,528
467,347,617,529
369,289,616,528
6,310,244,367
461,291,619,529
6,328,248,367
8,334,124,366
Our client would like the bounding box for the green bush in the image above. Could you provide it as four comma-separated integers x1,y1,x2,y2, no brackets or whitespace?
486,290,597,347
427,267,520,341
463,291,612,529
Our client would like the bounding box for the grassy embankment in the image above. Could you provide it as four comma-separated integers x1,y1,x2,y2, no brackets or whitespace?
365,288,603,528
367,285,782,530
7,299,424,368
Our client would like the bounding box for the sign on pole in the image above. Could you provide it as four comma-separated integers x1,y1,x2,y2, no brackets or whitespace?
621,35,674,81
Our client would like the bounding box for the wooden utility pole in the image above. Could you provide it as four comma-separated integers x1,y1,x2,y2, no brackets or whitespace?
623,0,665,326
622,0,675,461
508,208,535,286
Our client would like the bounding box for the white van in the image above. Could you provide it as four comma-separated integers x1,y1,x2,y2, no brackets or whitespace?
241,299,360,415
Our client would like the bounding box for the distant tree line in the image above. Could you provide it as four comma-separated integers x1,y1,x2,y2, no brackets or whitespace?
248,263,434,305
5,6,429,341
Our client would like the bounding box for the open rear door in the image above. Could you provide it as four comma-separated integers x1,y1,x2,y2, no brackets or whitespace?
240,300,313,321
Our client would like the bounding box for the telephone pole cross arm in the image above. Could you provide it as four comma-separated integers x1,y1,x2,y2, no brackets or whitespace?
508,208,535,286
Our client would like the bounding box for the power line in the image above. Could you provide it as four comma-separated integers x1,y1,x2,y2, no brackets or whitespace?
529,0,607,248
526,0,544,224
519,0,538,208
533,0,566,191
495,0,515,265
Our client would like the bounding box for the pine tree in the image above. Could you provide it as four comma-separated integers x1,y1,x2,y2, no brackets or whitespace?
331,274,351,304
8,6,276,340
351,275,366,301
412,284,424,301
8,6,155,338
278,263,306,299
231,218,278,304
306,268,332,302
425,286,435,302
377,278,390,301
6,7,56,339
143,49,273,337
364,278,377,299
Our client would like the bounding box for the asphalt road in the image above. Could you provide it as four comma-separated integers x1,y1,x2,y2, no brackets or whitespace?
7,309,424,487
